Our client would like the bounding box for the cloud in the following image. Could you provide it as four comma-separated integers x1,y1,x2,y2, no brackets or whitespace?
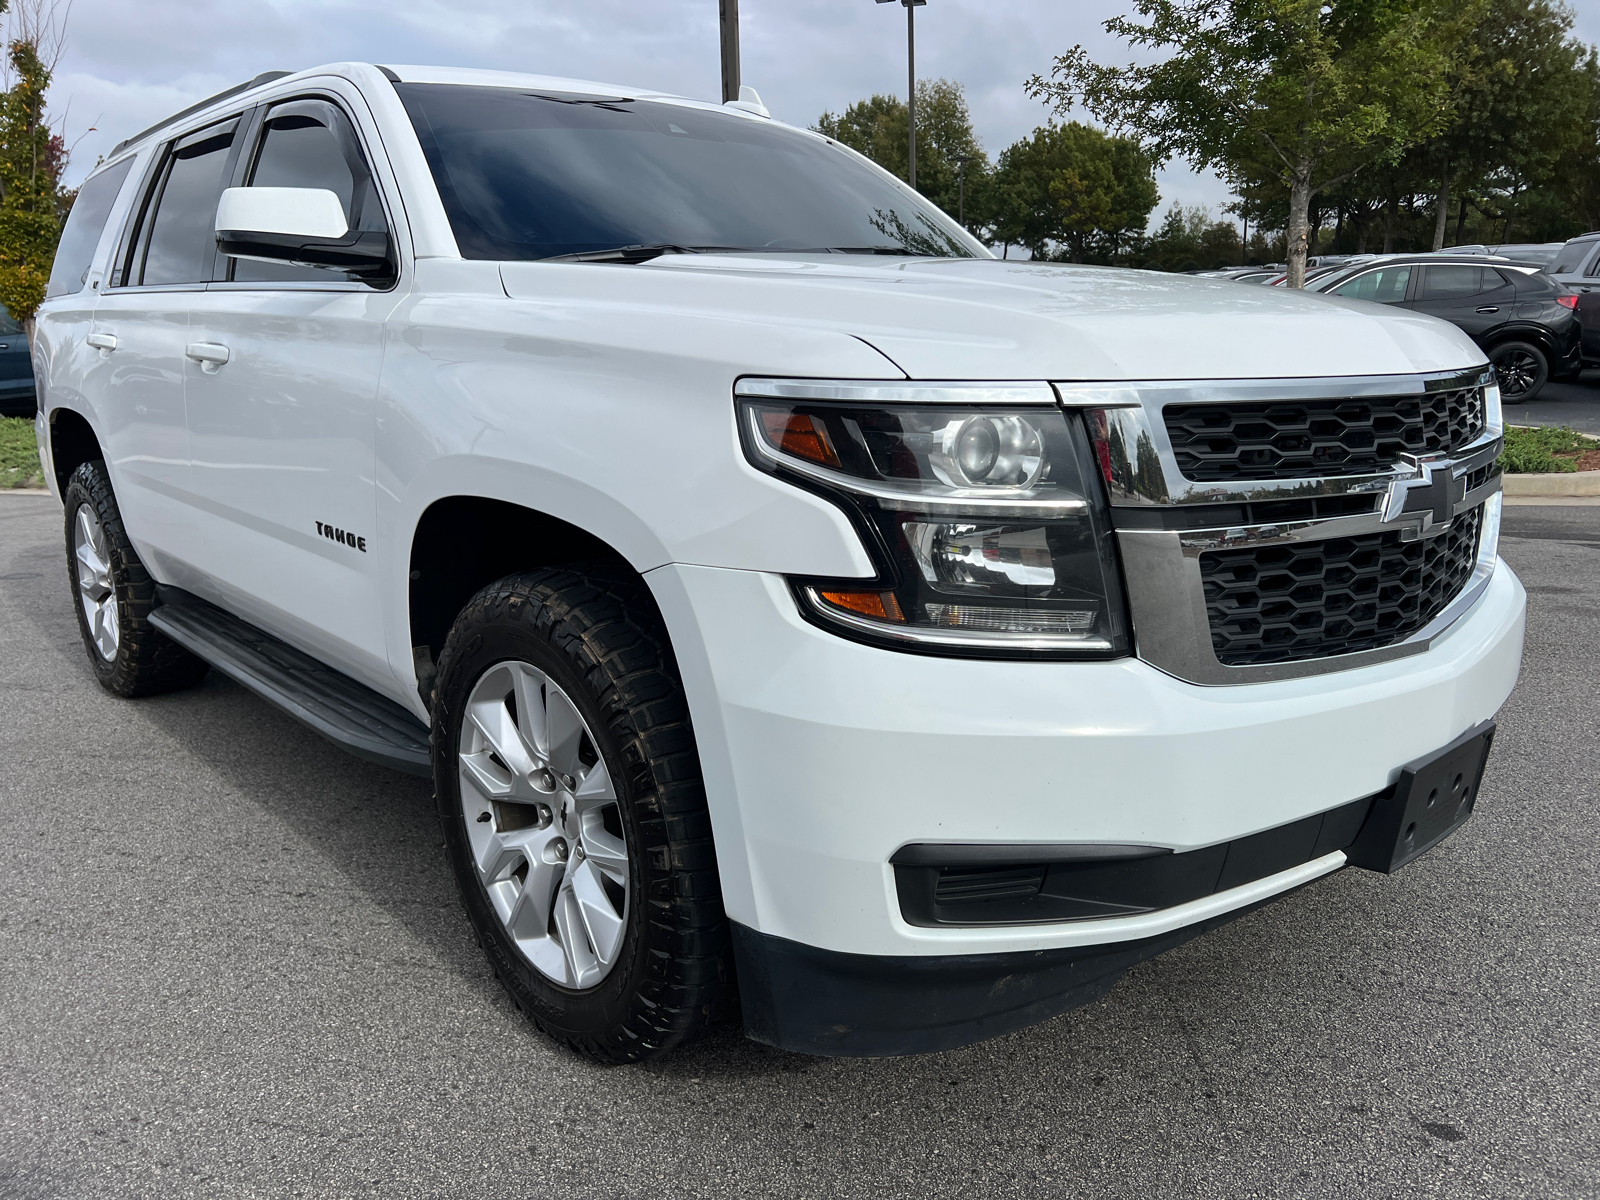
41,0,1235,214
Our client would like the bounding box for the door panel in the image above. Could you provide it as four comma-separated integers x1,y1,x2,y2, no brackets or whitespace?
1411,265,1511,340
182,290,392,682
180,93,400,685
82,295,195,579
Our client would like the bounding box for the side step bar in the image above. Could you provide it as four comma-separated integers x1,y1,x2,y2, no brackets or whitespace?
148,593,432,777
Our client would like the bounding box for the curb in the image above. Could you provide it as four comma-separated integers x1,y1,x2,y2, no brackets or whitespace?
1502,469,1600,498
0,487,50,496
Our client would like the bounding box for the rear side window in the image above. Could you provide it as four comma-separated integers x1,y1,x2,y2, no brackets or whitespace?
1550,238,1597,276
134,121,238,287
46,157,135,298
231,98,387,284
1330,265,1411,304
1418,266,1509,300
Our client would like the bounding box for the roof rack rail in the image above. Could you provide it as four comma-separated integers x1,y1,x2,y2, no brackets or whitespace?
109,70,293,157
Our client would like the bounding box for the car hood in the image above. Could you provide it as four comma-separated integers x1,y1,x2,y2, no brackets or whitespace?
498,255,1486,382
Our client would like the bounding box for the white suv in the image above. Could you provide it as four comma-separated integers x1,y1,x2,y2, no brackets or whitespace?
34,64,1526,1061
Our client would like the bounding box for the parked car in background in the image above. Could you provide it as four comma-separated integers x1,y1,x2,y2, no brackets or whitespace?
1545,231,1600,369
1437,243,1565,268
0,305,36,416
1307,253,1580,402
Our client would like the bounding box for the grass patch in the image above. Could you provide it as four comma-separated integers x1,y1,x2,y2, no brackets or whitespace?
1500,424,1600,475
0,415,43,489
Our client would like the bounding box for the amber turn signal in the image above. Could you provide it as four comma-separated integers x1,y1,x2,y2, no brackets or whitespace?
818,589,906,622
760,410,840,467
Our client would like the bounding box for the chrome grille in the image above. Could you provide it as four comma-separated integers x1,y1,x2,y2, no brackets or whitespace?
1198,506,1485,666
1164,386,1485,482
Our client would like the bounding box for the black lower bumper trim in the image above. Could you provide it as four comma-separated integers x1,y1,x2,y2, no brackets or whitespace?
732,897,1284,1058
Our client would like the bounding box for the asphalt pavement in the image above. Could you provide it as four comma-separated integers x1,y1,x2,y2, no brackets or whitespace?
1512,369,1600,433
0,495,1596,1200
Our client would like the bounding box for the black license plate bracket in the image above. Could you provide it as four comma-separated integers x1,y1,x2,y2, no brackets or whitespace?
1346,721,1496,874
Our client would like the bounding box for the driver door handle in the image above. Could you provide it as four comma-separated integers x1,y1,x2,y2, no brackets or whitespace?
86,333,118,353
1475,306,1498,314
185,342,231,373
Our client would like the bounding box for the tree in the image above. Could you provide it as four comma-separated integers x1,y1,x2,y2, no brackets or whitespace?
0,0,67,334
1028,0,1483,286
990,122,1158,261
815,79,991,231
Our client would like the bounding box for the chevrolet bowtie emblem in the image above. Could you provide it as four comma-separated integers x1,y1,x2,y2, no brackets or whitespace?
1382,454,1465,539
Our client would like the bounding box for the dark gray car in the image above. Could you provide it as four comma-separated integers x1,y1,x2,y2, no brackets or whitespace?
0,305,35,416
1546,232,1600,370
1309,254,1581,402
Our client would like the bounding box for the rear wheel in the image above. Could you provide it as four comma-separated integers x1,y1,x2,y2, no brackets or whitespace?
63,460,209,696
432,565,732,1062
1490,341,1549,403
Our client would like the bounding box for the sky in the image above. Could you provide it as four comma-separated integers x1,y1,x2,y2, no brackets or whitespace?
34,0,1243,214
30,0,1600,215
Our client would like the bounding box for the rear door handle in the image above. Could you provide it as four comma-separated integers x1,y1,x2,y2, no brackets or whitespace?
185,342,231,373
86,333,118,353
1475,306,1498,314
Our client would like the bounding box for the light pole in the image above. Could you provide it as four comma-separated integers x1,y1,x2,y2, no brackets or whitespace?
951,153,974,227
876,0,927,190
719,0,740,104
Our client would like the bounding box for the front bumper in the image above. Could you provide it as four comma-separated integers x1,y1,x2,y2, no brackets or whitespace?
647,551,1526,1050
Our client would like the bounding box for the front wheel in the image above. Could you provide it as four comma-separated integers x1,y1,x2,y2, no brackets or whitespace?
432,565,732,1062
1490,341,1549,404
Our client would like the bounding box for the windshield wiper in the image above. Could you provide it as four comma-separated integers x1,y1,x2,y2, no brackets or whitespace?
823,246,924,256
541,244,764,264
541,244,701,264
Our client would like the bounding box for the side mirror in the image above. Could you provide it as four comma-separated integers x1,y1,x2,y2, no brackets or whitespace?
215,187,393,282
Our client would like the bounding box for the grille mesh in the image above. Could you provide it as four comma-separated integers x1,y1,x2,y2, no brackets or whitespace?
1165,387,1485,482
1199,506,1484,666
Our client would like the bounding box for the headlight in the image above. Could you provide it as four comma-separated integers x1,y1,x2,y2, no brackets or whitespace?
738,387,1131,658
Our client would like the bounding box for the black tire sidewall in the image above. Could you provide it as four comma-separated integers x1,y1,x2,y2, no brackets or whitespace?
1490,341,1548,403
63,463,127,690
435,600,655,1044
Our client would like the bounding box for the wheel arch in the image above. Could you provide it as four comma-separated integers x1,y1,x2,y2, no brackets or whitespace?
1482,324,1560,362
46,406,104,497
407,495,644,699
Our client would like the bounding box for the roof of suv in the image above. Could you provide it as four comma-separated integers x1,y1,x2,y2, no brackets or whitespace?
107,62,737,160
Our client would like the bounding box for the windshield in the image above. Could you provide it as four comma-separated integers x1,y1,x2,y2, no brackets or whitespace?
397,83,986,262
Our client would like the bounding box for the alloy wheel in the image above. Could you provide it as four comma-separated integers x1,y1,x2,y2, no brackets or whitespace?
73,503,119,661
1494,349,1540,398
457,660,629,989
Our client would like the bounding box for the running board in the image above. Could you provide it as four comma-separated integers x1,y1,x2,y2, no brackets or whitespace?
148,593,432,777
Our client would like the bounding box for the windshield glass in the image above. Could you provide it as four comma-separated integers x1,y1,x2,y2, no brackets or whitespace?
397,83,985,262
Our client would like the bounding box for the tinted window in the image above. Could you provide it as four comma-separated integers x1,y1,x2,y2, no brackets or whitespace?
0,306,21,336
1550,238,1597,276
139,125,236,286
46,157,135,298
232,99,387,283
1419,265,1507,300
1331,265,1411,303
397,83,982,261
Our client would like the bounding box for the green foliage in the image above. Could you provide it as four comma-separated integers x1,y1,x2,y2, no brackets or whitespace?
0,34,60,327
1030,0,1482,284
1137,204,1247,270
0,414,42,488
990,122,1159,261
1499,424,1594,474
815,78,990,230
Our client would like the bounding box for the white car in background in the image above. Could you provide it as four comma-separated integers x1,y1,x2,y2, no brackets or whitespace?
32,63,1525,1061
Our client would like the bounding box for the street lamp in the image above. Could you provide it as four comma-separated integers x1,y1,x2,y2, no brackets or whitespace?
719,0,740,104
876,0,927,190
